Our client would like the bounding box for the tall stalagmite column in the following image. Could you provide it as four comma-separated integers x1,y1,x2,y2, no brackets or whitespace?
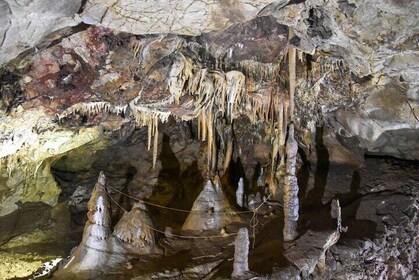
61,171,112,272
283,124,299,241
86,171,112,240
283,41,299,242
232,227,250,278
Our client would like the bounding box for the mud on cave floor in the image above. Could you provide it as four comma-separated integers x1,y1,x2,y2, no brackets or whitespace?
0,154,418,279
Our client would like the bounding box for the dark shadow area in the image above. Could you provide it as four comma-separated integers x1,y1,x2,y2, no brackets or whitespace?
0,202,51,245
303,126,330,210
222,157,249,208
150,133,204,232
335,170,362,206
251,162,262,191
297,147,311,203
149,133,182,231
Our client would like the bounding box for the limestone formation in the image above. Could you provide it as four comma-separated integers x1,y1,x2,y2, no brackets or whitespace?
330,199,347,233
81,0,278,36
283,124,299,242
0,0,82,66
284,230,340,278
182,179,242,232
61,172,125,273
0,0,418,278
247,192,262,211
232,227,250,279
236,178,245,208
113,202,156,249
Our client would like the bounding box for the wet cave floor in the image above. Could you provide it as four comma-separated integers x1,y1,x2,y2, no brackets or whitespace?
0,151,418,279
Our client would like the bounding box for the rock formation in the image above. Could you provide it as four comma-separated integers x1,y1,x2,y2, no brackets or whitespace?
60,172,125,273
232,227,250,279
113,202,157,251
0,0,418,278
283,124,299,242
236,177,245,208
182,179,242,233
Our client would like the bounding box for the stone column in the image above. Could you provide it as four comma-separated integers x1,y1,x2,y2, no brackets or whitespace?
232,227,250,278
236,177,244,207
283,124,299,241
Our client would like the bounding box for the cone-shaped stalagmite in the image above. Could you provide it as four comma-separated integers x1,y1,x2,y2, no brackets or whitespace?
113,202,156,249
62,172,114,272
182,179,241,232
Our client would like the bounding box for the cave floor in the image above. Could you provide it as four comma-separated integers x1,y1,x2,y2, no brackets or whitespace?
0,157,417,279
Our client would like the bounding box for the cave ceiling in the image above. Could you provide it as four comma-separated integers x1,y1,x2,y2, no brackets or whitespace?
0,0,418,216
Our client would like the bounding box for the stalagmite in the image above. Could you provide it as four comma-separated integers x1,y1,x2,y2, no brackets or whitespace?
232,228,250,279
283,124,299,242
182,179,242,232
113,202,158,251
236,178,244,208
86,172,112,240
331,199,347,233
62,172,115,272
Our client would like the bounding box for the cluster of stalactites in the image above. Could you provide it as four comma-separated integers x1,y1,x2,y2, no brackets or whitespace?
57,101,128,121
167,53,294,174
57,95,172,169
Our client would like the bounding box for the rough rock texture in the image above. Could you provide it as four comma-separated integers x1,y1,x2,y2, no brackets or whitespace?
0,0,82,66
113,202,157,250
284,230,340,278
232,227,250,279
82,0,278,36
263,0,419,160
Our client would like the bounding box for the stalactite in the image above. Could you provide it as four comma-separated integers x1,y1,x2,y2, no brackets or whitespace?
152,117,159,169
288,47,296,119
201,109,207,141
211,132,217,174
147,120,152,151
197,113,201,140
207,107,213,170
223,136,233,173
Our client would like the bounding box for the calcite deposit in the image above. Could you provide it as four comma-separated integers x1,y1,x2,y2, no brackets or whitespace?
0,0,418,279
